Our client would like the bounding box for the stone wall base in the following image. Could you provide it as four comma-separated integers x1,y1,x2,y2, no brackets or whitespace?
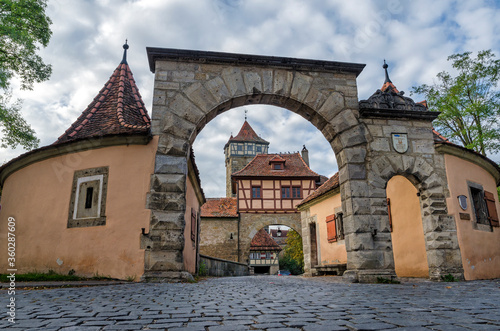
343,269,397,283
141,271,194,283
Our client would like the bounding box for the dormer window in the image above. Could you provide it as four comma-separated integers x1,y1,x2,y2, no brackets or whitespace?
269,155,286,170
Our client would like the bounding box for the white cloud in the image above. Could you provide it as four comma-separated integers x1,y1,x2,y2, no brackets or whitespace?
2,0,500,195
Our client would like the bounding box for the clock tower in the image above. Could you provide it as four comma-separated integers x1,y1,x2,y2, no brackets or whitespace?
224,120,269,197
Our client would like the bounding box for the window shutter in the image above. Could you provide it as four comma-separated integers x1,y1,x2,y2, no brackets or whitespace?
326,214,337,242
484,191,499,227
387,198,393,232
191,209,197,241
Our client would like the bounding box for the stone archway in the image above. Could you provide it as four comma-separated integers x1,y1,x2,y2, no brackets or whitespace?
142,47,464,282
238,213,301,264
143,47,375,280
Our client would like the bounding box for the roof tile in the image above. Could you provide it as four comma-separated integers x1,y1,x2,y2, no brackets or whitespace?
201,198,238,217
54,55,151,145
233,153,319,178
250,228,282,251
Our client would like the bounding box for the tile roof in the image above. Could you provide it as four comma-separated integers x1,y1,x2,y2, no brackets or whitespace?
232,153,320,178
54,44,151,145
250,228,282,251
225,120,269,146
201,198,238,218
297,172,340,207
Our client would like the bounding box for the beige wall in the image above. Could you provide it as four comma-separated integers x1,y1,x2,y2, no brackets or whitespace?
183,175,202,274
0,137,158,280
444,154,500,280
386,176,429,278
308,193,347,265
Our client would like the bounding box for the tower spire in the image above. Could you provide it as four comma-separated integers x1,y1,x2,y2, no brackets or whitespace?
244,109,248,121
121,40,129,64
383,59,391,84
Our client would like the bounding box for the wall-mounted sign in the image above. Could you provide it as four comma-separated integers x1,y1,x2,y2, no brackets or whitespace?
392,133,408,153
458,195,468,210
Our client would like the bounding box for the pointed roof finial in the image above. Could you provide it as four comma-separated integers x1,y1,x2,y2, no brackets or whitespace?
244,109,248,121
121,39,129,64
383,59,391,84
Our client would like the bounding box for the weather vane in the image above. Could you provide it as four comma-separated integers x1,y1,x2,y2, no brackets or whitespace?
244,109,248,121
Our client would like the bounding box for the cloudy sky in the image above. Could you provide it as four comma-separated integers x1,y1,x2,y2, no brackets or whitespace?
3,0,500,197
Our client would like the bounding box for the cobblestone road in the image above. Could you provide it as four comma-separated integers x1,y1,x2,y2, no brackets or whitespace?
1,276,500,330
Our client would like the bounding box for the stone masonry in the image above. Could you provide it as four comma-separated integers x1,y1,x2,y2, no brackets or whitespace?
144,47,463,282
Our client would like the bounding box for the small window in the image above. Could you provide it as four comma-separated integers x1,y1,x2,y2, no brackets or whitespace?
470,186,489,225
252,186,261,199
68,167,108,228
256,146,262,153
247,145,253,151
336,212,344,240
237,145,243,151
266,252,271,259
273,164,282,170
281,187,290,199
292,186,301,199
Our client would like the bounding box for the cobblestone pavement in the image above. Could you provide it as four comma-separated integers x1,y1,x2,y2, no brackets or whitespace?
1,276,500,330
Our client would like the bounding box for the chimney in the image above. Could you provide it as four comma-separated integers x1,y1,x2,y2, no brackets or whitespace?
301,145,309,167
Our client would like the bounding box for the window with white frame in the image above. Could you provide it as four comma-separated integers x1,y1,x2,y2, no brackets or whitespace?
68,167,108,228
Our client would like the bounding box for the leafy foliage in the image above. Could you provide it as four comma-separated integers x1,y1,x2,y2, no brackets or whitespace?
412,50,500,156
0,0,52,149
279,229,304,275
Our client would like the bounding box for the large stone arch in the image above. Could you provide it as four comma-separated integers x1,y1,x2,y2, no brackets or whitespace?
143,48,374,280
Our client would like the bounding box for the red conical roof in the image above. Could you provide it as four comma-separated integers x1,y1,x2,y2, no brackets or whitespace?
226,120,269,146
55,44,151,144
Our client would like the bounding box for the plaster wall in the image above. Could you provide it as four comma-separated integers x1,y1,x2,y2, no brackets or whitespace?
308,193,347,266
0,137,158,280
444,154,500,280
386,176,429,278
183,175,202,274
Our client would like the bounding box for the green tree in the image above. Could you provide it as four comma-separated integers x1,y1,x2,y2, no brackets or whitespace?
412,50,500,156
279,229,304,275
0,0,52,150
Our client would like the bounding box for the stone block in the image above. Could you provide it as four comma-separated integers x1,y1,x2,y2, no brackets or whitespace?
340,180,369,199
321,124,336,143
412,139,435,154
146,192,186,212
339,125,368,148
171,70,195,82
387,155,404,173
303,87,327,111
371,156,394,179
367,172,387,189
272,70,293,96
169,93,206,124
153,89,167,106
261,69,273,93
222,67,246,97
425,248,463,269
150,174,186,193
331,109,359,134
346,250,387,269
352,198,371,215
204,76,232,103
157,134,189,156
370,138,391,152
401,155,415,173
343,215,380,234
154,154,187,174
150,210,185,230
318,91,344,122
382,125,407,136
290,72,313,103
162,112,196,141
155,81,180,90
243,71,263,94
144,250,184,272
184,82,218,113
